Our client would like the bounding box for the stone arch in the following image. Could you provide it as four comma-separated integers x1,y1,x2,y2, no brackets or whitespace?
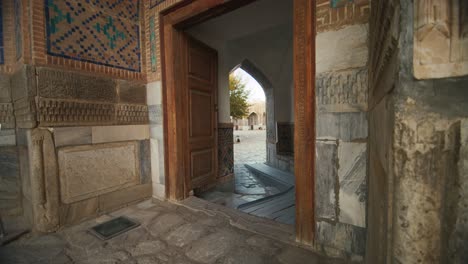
248,112,259,127
231,59,276,143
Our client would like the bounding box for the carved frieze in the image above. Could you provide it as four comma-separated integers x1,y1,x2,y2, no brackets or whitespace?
36,68,117,102
37,98,115,127
116,104,149,124
414,0,468,79
317,68,368,112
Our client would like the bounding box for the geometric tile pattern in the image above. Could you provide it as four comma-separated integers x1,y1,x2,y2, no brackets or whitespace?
0,1,4,64
14,0,22,60
45,0,141,72
150,15,156,72
150,0,165,9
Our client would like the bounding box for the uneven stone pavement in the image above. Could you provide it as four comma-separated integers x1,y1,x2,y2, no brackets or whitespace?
0,199,352,264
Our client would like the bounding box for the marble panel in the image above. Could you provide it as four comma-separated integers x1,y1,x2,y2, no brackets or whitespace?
58,142,140,204
338,142,367,227
317,112,368,141
98,184,152,212
0,129,16,146
316,140,338,221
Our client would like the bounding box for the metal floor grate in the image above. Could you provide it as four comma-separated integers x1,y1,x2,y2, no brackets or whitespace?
89,216,140,240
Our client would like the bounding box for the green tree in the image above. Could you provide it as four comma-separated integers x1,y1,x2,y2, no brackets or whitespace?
229,74,250,121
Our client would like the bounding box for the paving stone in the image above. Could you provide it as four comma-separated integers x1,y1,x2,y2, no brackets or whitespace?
277,246,322,264
129,240,166,256
185,230,241,264
0,199,347,263
135,255,162,264
148,213,186,237
222,247,265,264
246,235,280,254
166,223,207,247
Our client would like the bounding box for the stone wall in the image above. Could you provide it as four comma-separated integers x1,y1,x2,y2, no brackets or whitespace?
367,0,468,263
0,0,160,232
7,66,153,232
314,0,370,258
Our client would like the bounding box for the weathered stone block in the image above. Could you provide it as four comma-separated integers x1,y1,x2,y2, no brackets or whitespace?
59,197,98,226
316,24,368,74
316,221,366,255
10,65,36,102
139,140,151,184
98,183,152,212
92,125,150,144
53,127,92,147
29,129,60,232
58,142,140,203
118,80,146,104
317,67,368,113
338,142,367,227
316,141,338,221
316,112,368,141
0,129,16,146
0,147,20,215
0,73,11,103
147,81,162,105
0,103,15,129
36,67,117,102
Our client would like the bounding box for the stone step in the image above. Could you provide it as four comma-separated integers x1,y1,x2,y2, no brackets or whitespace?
244,163,295,191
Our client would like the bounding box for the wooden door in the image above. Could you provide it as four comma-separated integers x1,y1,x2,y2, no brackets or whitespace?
184,35,218,191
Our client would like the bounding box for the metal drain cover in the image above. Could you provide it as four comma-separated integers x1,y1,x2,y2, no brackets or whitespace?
89,216,140,240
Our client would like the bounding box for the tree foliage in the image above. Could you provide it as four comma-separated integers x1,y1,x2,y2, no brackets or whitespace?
229,74,250,120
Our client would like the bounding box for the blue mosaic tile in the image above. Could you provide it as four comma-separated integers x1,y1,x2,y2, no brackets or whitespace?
150,0,165,9
150,15,156,72
45,0,141,72
15,0,22,61
0,0,4,65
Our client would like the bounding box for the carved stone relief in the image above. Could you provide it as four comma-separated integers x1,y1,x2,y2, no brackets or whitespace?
29,129,60,232
37,68,117,102
317,68,368,112
10,67,149,127
414,0,468,79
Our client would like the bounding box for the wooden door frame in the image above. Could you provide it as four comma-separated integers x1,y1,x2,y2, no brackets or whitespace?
160,0,316,245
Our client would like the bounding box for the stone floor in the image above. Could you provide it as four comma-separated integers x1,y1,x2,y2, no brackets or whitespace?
199,130,280,209
0,199,352,264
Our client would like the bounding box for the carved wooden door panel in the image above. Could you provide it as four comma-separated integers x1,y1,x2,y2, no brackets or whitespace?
184,35,218,191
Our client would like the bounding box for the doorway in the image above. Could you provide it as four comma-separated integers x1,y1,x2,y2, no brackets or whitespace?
160,0,315,245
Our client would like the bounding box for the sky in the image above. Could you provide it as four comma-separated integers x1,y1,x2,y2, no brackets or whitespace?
231,68,265,103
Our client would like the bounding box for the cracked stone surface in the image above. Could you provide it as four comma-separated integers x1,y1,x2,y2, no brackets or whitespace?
0,199,351,264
